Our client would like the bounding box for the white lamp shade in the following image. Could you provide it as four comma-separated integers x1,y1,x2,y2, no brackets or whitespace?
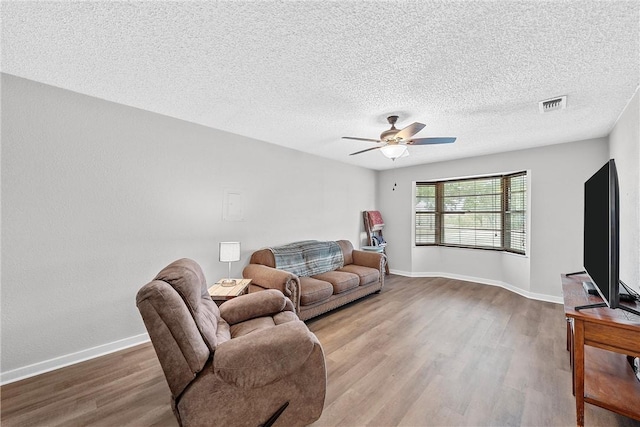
380,144,408,160
219,242,241,262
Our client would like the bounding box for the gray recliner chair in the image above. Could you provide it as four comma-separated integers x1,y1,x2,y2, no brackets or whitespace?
136,258,326,427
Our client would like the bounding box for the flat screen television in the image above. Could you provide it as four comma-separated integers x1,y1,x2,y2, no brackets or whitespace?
583,159,620,309
581,159,639,316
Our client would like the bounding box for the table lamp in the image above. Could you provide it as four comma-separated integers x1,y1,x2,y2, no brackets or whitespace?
219,241,241,286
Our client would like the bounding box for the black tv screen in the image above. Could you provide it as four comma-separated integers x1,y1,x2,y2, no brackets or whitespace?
583,159,619,308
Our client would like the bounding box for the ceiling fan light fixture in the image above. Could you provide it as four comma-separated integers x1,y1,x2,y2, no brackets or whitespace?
343,115,455,160
380,144,408,160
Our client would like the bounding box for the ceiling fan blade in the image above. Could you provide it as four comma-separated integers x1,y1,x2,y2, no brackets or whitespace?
395,122,426,140
349,146,382,156
342,136,381,143
407,137,457,145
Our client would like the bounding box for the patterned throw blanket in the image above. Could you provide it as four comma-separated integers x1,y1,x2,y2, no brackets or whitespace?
269,240,344,277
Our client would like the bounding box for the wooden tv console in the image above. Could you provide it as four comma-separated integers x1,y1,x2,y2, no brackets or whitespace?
562,274,640,426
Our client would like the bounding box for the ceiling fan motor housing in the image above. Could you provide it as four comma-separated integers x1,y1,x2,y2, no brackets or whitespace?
380,128,399,142
380,115,400,141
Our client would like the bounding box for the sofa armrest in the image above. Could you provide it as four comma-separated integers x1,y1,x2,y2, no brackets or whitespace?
242,264,301,311
352,249,386,271
219,289,294,325
213,321,319,388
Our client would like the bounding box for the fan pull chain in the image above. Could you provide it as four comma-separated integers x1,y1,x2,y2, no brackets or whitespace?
392,159,398,191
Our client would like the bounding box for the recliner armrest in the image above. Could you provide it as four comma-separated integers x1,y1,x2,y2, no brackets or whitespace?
219,289,294,325
213,321,318,388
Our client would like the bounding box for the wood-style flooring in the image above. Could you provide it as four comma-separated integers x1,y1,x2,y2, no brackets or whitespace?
2,275,639,426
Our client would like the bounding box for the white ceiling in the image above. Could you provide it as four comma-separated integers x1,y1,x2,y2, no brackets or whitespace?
2,1,638,171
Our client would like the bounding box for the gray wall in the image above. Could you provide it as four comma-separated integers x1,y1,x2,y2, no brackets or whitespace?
2,72,637,383
609,88,639,293
1,74,376,381
377,138,610,300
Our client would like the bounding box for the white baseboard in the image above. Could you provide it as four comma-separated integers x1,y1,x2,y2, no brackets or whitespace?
389,269,563,305
0,333,150,385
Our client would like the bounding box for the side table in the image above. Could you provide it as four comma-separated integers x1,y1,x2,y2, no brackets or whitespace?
208,278,252,305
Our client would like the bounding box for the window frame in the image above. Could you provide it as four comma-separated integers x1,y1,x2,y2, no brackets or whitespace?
415,171,527,255
503,172,527,254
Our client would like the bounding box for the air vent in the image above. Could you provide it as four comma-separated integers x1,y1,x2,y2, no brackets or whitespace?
539,96,567,113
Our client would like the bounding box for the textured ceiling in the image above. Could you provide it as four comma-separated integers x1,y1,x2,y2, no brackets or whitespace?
2,1,639,170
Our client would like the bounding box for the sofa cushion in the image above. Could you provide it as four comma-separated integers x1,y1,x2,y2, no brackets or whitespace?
299,277,333,306
339,264,380,286
312,271,359,294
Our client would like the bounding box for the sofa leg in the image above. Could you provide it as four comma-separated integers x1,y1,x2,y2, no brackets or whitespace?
261,401,289,427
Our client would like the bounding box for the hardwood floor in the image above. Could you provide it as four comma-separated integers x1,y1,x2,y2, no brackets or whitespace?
2,275,639,426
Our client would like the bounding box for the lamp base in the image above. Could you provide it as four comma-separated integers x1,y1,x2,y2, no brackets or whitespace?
220,278,236,287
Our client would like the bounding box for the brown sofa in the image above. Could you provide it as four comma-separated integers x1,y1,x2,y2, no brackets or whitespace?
243,240,386,321
136,258,326,426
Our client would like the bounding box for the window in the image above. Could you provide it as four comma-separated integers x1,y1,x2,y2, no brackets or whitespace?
504,173,527,253
415,172,527,254
415,183,437,245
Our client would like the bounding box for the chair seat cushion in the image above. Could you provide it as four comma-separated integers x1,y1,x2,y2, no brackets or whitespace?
230,309,299,338
312,271,359,294
299,277,333,306
230,316,276,338
215,321,316,388
338,264,380,285
273,311,299,325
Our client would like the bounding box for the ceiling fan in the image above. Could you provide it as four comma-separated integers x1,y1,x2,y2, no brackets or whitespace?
343,115,456,160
